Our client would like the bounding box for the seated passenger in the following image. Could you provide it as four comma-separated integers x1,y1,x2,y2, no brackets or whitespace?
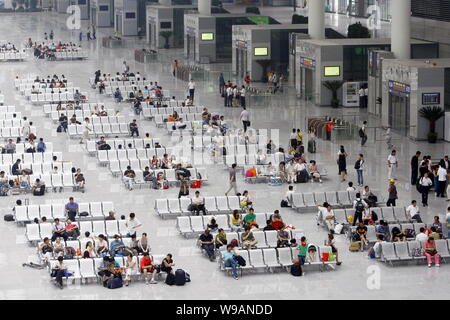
198,229,215,261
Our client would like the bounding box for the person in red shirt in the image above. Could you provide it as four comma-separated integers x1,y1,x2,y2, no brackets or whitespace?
140,252,159,284
64,219,80,239
325,121,335,141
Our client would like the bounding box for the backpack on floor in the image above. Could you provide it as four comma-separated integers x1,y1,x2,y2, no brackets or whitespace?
165,273,176,286
349,242,360,252
174,269,186,286
107,277,123,289
290,264,302,276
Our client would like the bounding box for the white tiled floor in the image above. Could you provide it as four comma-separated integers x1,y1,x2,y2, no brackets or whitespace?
0,11,450,300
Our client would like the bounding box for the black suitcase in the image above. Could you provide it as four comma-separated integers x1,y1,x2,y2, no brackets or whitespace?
4,214,14,221
307,140,316,153
174,269,186,286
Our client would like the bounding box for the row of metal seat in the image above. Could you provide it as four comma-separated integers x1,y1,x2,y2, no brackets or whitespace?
30,92,88,104
0,126,36,138
177,212,280,236
0,111,22,120
380,240,450,265
142,105,203,118
51,110,116,122
117,167,207,185
54,51,88,60
47,255,167,284
0,106,15,113
152,113,203,126
0,161,74,177
97,147,176,165
15,201,114,224
86,138,161,154
9,172,82,193
67,123,130,138
26,219,128,243
0,151,59,164
219,246,336,275
23,87,80,97
43,102,111,115
347,222,426,243
290,190,382,210
18,83,74,93
0,52,26,61
155,195,242,219
224,153,284,168
165,120,203,133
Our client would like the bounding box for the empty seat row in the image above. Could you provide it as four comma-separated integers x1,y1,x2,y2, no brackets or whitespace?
67,123,129,138
380,240,450,265
54,51,88,60
0,106,15,113
142,105,204,119
224,153,283,167
290,190,372,210
0,151,59,164
16,201,114,224
0,119,25,128
30,92,88,104
0,52,26,61
155,195,241,219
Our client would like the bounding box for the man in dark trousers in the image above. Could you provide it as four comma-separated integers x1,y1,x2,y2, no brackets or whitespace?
410,151,421,185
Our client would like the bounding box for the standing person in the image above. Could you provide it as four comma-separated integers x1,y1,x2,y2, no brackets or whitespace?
86,29,91,41
172,60,178,77
337,145,348,182
240,85,246,107
44,32,48,40
411,151,421,185
79,117,91,144
354,154,365,187
240,106,250,133
386,179,398,207
418,172,433,207
92,25,96,39
325,120,334,141
225,85,233,107
358,85,365,108
188,79,195,101
178,175,189,198
383,126,393,150
289,128,297,151
49,30,54,40
79,31,83,41
364,85,369,109
296,236,308,276
352,193,368,226
436,165,447,198
359,121,368,146
225,163,237,196
296,129,303,147
244,72,251,88
218,73,225,95
387,150,398,180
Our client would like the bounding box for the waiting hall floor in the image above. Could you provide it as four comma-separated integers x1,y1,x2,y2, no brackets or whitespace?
0,12,449,300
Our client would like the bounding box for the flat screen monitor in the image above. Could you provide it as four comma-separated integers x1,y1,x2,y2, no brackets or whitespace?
201,33,214,41
160,21,172,29
422,93,440,105
324,66,340,77
254,47,268,56
125,12,136,19
99,5,108,11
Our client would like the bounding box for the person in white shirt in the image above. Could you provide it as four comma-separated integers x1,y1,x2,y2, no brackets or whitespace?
225,86,233,107
124,254,137,286
285,160,295,183
125,212,142,237
346,182,356,192
188,79,195,101
383,127,393,150
323,204,335,232
406,200,422,222
79,117,91,144
387,150,398,180
415,227,429,242
240,106,250,133
367,235,385,258
418,172,433,207
358,87,365,108
284,185,294,206
240,85,246,107
436,165,447,198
